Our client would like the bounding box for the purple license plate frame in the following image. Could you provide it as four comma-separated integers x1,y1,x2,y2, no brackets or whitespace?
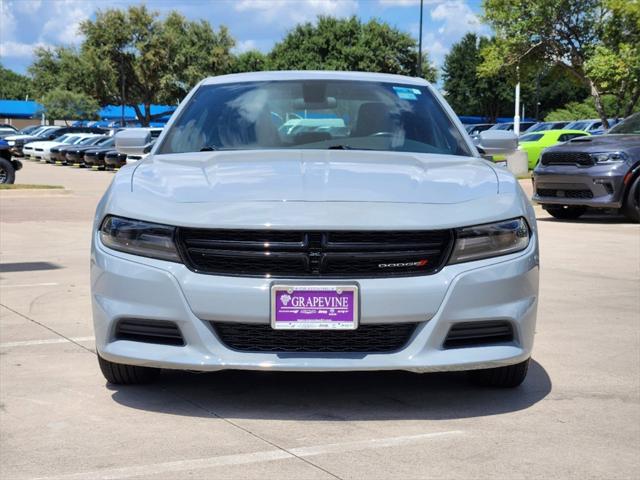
270,285,359,330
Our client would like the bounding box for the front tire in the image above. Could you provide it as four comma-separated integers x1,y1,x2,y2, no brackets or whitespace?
469,358,530,388
97,354,160,385
0,157,16,184
623,176,640,223
545,205,587,220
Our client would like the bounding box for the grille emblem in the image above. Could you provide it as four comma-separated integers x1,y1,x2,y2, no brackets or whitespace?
378,259,428,269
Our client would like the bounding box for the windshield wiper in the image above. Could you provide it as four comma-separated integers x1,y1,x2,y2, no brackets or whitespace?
327,145,354,150
200,146,219,151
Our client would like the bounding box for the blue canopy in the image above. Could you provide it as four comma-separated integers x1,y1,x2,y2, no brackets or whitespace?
0,100,40,119
0,99,174,122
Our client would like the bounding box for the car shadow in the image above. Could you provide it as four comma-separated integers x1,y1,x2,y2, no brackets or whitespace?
0,261,62,272
109,359,551,421
537,211,635,224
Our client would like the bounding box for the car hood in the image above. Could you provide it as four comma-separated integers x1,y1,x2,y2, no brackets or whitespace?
547,134,640,153
25,141,62,148
132,150,499,205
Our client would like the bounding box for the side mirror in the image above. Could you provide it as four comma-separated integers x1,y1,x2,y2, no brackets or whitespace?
115,129,153,156
475,130,518,157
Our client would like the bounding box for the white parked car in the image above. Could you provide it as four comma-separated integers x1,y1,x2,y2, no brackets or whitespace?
4,125,60,143
93,71,539,388
24,133,97,161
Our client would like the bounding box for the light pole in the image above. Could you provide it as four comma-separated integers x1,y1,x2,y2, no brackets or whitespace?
514,65,521,136
417,0,424,77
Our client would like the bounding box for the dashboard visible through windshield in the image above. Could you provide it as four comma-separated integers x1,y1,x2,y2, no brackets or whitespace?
158,80,472,157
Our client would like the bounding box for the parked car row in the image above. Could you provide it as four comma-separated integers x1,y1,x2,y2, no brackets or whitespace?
0,127,163,182
465,118,622,138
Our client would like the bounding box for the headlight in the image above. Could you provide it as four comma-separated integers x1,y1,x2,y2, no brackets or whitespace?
591,151,628,164
7,140,15,146
449,217,530,264
99,215,180,262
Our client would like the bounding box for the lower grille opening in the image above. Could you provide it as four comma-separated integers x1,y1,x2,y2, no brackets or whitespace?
212,322,418,353
444,321,514,348
536,188,593,199
115,319,185,346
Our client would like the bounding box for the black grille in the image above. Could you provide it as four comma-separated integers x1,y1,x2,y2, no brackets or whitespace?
536,188,593,199
212,322,418,353
115,319,184,346
540,151,593,166
176,229,453,278
444,321,514,348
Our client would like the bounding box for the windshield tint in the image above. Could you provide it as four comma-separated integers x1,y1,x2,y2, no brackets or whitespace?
159,80,472,157
608,113,640,134
519,133,543,142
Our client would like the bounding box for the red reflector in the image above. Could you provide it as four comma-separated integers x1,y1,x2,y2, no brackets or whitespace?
623,172,633,185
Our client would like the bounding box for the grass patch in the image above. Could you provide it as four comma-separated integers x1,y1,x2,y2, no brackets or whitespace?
0,184,64,190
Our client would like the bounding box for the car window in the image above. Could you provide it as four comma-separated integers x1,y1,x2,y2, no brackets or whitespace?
608,113,640,134
591,122,602,130
519,133,543,142
159,80,473,157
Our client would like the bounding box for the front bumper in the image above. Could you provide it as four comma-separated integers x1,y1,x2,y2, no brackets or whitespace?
92,233,539,373
532,164,627,208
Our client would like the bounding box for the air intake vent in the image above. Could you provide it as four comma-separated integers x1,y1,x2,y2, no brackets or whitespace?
212,322,418,353
115,319,184,346
444,321,514,348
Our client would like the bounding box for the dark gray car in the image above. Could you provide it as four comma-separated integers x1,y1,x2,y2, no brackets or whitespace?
532,113,640,222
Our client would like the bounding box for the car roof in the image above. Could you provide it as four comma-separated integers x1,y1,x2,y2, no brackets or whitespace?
200,70,430,87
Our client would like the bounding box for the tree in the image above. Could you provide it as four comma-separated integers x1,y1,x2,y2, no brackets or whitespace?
75,6,234,125
0,65,34,100
38,89,100,123
442,33,512,121
545,94,639,121
29,47,86,99
269,16,437,82
482,0,640,128
231,50,269,73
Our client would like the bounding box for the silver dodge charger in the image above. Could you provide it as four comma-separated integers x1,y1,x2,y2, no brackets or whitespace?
91,71,539,388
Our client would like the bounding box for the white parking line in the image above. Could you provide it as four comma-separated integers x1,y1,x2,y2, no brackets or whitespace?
0,282,59,288
0,336,94,348
32,431,464,480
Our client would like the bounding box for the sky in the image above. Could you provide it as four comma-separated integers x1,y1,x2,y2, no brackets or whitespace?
0,0,490,77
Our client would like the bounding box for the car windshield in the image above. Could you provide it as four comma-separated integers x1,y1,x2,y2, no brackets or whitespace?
608,114,640,134
54,135,70,142
519,133,543,142
159,80,472,157
566,121,591,131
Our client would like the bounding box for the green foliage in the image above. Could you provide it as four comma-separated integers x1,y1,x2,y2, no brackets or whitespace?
269,16,437,82
76,5,234,124
0,64,34,100
231,50,269,73
38,89,100,122
482,0,640,127
442,33,512,120
546,94,640,121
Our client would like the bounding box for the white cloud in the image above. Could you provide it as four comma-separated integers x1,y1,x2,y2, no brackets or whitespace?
0,40,52,58
430,0,487,37
40,0,93,45
234,0,358,25
378,0,443,6
235,39,258,53
14,0,42,14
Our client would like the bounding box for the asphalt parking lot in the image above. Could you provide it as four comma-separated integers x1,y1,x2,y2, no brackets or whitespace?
1,160,639,480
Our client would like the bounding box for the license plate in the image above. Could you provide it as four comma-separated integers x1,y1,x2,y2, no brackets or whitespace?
271,285,358,330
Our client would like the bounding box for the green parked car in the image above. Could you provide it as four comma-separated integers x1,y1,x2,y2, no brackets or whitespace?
518,129,590,169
